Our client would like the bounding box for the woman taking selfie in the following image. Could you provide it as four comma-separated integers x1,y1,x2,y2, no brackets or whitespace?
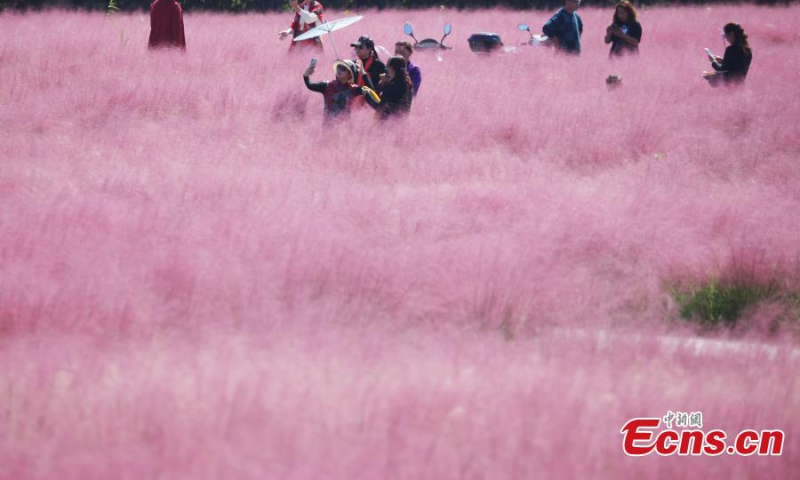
303,59,363,120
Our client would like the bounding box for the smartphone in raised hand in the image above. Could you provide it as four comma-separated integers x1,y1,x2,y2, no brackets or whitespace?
704,48,714,59
309,58,318,69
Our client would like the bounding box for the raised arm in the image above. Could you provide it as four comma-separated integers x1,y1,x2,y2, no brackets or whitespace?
303,73,327,93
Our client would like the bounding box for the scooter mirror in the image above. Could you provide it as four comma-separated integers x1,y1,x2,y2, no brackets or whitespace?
518,23,530,32
404,23,413,36
444,23,452,35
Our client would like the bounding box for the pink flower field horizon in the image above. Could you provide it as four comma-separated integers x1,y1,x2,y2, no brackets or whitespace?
1,5,799,479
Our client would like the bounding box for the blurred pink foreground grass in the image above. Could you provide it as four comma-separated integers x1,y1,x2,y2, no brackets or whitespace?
1,5,800,479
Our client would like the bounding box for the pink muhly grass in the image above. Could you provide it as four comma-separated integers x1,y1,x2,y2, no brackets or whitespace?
1,5,799,479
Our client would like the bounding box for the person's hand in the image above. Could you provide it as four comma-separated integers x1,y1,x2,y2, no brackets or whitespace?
279,29,291,40
289,0,300,12
713,55,723,63
378,73,388,86
303,66,315,77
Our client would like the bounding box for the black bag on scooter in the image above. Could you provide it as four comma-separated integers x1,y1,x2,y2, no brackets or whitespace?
468,33,503,53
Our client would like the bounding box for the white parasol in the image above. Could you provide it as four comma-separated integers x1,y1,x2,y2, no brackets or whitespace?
294,15,364,59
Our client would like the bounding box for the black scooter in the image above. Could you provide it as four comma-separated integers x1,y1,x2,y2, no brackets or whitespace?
467,22,552,55
404,22,453,50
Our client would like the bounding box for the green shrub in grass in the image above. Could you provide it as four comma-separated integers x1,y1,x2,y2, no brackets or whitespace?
671,280,780,327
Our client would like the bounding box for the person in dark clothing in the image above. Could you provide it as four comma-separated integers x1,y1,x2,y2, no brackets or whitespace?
605,1,641,56
351,35,386,92
542,0,583,55
704,23,753,85
362,56,412,120
303,59,363,120
279,0,324,51
148,0,186,50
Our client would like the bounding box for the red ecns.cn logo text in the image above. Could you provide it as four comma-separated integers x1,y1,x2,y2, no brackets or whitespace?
621,415,784,457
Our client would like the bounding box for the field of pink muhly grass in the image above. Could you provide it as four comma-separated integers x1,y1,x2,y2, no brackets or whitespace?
1,4,800,479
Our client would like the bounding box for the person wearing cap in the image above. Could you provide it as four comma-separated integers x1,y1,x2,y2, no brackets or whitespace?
303,59,364,120
148,0,186,50
542,0,583,55
394,41,421,96
362,56,412,120
351,36,386,92
279,0,324,51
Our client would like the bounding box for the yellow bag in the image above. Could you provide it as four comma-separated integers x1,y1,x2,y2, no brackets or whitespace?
363,87,381,104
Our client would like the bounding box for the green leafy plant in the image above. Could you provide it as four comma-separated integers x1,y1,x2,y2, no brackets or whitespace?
671,279,780,327
230,0,248,11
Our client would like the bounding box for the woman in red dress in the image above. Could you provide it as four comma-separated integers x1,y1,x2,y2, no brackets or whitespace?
148,0,186,50
278,0,324,51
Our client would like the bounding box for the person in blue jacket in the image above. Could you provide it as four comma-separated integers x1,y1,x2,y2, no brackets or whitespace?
543,0,583,55
394,41,421,96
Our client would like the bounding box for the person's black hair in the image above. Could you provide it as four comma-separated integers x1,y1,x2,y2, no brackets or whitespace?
387,56,412,91
724,23,751,53
613,1,637,26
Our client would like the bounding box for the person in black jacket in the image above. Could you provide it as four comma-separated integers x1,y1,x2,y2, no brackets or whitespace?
605,1,641,56
703,23,753,85
351,35,386,92
362,56,412,120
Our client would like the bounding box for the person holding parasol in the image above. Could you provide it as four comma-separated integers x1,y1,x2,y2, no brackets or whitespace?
279,0,324,51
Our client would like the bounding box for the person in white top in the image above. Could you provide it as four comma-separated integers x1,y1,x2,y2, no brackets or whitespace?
278,0,324,51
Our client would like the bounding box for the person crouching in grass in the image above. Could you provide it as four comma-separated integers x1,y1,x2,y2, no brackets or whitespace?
362,56,413,120
148,0,186,50
703,23,753,86
303,60,364,121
